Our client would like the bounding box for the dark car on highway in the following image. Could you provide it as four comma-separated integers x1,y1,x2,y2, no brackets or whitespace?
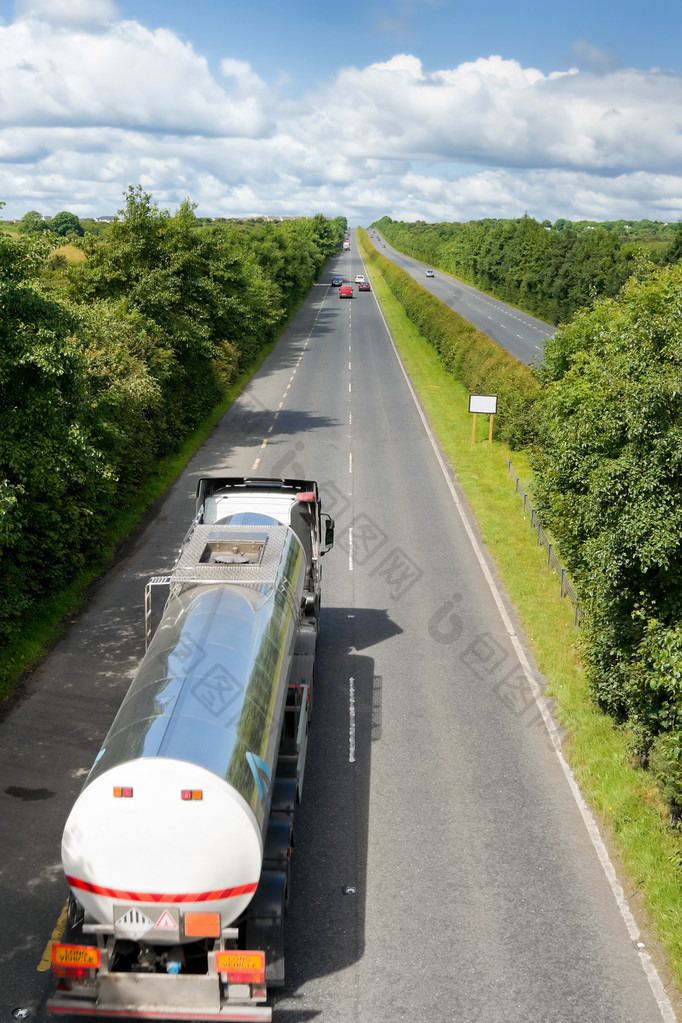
331,275,343,286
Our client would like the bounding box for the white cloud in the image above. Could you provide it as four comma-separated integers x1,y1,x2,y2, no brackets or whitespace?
0,19,272,137
0,13,681,226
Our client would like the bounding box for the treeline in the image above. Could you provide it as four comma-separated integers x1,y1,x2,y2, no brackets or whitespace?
372,215,682,325
17,209,87,237
0,186,345,642
360,226,682,818
532,262,682,811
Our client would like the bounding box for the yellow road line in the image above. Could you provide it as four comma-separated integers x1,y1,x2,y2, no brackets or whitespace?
38,900,68,972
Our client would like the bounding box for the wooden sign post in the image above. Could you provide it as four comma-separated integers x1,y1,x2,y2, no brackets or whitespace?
469,394,498,443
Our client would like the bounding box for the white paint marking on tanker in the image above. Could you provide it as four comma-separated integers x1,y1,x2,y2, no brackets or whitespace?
349,677,356,763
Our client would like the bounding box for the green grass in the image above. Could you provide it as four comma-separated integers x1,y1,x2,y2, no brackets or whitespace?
364,237,682,1000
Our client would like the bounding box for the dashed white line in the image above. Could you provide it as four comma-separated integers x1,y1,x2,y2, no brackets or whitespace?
348,677,356,763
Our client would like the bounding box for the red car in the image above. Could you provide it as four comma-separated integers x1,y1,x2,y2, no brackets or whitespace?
339,285,353,298
358,281,371,292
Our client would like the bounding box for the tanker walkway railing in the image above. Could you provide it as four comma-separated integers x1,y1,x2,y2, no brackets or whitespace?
506,462,581,627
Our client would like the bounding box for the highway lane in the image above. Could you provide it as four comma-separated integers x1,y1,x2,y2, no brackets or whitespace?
270,250,674,1021
368,229,556,365
0,248,675,1023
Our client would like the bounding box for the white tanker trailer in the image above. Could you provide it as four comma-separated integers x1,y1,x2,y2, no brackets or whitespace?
48,478,334,1022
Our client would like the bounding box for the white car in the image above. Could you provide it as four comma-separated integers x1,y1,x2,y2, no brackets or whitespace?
355,274,365,283
425,269,435,278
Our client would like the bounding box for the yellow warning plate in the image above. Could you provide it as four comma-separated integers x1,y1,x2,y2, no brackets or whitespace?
52,944,100,968
214,950,265,983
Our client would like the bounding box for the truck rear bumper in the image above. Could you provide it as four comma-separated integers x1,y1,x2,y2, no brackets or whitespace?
48,996,271,1022
47,972,271,1021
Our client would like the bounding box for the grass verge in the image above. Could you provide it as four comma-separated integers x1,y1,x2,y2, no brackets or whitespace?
365,239,682,1001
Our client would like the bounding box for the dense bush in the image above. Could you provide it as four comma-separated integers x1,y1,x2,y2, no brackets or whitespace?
531,262,682,806
0,233,114,631
0,189,345,642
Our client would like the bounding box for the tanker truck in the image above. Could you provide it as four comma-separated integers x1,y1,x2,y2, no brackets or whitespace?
48,477,334,1022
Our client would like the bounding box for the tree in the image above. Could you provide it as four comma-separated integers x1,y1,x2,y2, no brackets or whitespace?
532,263,682,765
50,211,84,237
18,210,48,234
665,220,682,265
0,233,114,636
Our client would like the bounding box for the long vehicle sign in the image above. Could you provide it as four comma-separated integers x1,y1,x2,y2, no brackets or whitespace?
214,950,265,983
52,943,100,968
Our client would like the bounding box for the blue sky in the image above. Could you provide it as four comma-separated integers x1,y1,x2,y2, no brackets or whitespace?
0,0,681,225
112,0,682,85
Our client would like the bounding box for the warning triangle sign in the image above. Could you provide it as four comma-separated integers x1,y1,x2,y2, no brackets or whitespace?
156,910,179,931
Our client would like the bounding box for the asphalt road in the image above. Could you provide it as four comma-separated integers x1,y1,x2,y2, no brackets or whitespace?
0,247,675,1023
367,230,556,364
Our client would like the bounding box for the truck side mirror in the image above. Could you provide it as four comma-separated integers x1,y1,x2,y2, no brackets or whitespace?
321,515,335,553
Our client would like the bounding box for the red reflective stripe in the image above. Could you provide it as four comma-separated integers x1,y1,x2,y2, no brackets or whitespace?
66,876,258,903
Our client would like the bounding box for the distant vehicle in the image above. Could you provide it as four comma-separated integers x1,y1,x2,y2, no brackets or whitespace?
331,275,343,286
355,274,365,283
343,241,350,251
358,282,370,292
425,269,435,277
339,285,353,298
